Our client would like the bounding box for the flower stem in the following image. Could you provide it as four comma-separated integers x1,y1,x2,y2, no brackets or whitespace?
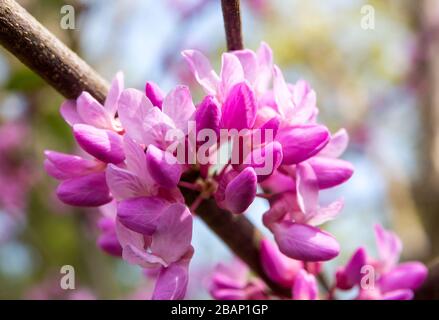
221,0,244,51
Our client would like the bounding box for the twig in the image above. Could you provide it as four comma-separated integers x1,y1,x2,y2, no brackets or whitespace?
0,0,109,102
221,0,243,50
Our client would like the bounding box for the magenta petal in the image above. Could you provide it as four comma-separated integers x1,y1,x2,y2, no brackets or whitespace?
145,81,165,108
123,243,166,268
73,124,125,164
292,269,318,300
146,145,182,189
195,95,221,137
260,239,302,288
273,222,340,262
232,49,258,84
336,247,367,290
118,88,154,143
56,172,112,207
318,128,349,158
308,157,354,189
221,82,257,130
152,250,193,300
276,125,330,165
382,289,414,300
181,50,220,96
243,141,283,182
379,262,428,293
105,164,149,200
117,196,169,235
162,85,195,132
151,203,193,264
60,100,81,126
374,224,402,272
210,261,249,290
224,167,257,214
296,162,319,215
97,232,122,257
44,150,102,179
104,72,124,116
219,53,245,98
210,288,247,300
77,92,112,129
256,116,280,144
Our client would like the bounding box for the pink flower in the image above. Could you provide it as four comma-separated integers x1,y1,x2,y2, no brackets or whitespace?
292,269,319,300
209,260,267,300
117,85,195,150
336,224,428,300
182,43,273,102
60,72,124,132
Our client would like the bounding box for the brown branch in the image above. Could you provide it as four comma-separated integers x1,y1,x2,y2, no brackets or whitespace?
0,0,287,297
0,0,109,102
221,0,243,50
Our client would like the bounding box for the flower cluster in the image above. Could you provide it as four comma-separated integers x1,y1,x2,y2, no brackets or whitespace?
44,43,426,300
45,74,194,299
209,224,427,300
183,43,353,261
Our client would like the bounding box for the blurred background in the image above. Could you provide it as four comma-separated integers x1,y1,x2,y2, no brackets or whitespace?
0,0,437,299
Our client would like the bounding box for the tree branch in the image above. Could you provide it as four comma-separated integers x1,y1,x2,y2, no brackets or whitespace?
0,0,109,102
221,0,243,50
0,0,287,297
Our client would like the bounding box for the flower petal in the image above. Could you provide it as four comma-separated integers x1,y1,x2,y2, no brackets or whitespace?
219,53,245,99
118,88,154,142
232,49,258,84
379,262,428,293
56,172,111,207
152,248,193,300
255,42,273,93
146,145,182,189
260,239,303,288
308,157,354,189
306,199,344,226
296,162,319,215
223,167,257,214
381,289,414,300
77,92,113,129
44,150,102,180
292,269,318,300
60,100,81,126
104,72,124,116
117,196,169,235
181,50,220,96
273,222,340,262
276,125,330,165
336,247,367,290
273,65,294,119
374,224,402,272
151,203,193,264
97,232,122,257
73,124,125,164
115,218,165,268
318,128,349,158
221,82,257,130
162,85,195,133
106,164,152,200
243,141,283,182
195,95,221,137
145,81,165,109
